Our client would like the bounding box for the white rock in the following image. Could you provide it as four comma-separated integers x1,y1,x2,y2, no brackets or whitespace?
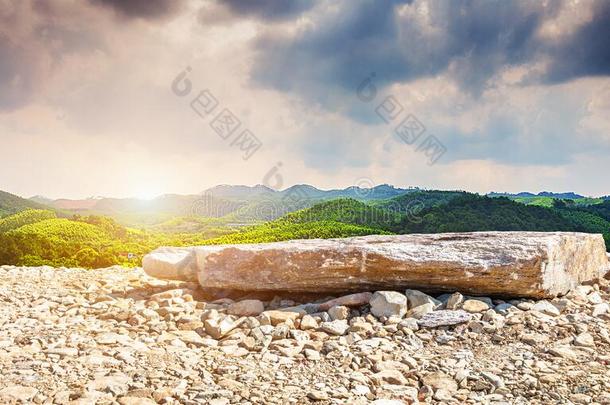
328,305,350,321
445,292,464,310
532,300,561,317
204,316,243,339
300,314,319,330
319,320,349,336
574,332,595,347
406,302,435,319
462,299,490,313
418,310,472,328
370,291,408,318
405,289,442,309
587,291,603,305
592,303,609,317
0,386,38,402
227,299,265,316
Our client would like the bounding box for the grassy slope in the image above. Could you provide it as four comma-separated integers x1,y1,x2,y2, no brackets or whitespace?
0,190,51,217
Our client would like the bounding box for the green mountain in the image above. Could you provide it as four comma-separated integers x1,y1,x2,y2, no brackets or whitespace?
0,190,51,217
282,198,402,231
374,190,469,212
488,191,604,207
283,193,610,251
573,200,610,222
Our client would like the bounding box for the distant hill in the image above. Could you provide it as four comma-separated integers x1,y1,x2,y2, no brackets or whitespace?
285,194,609,251
30,194,246,227
204,183,414,201
538,191,585,199
0,190,51,217
29,195,55,205
574,200,610,222
282,198,402,231
374,190,469,212
202,184,275,199
34,184,416,226
488,191,587,199
488,191,603,208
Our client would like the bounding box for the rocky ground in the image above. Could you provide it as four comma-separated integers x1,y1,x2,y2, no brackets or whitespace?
1,266,609,404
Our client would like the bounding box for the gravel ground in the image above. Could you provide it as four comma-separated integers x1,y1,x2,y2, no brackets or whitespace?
0,265,609,404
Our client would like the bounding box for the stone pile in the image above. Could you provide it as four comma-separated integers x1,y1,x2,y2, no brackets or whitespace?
1,265,610,404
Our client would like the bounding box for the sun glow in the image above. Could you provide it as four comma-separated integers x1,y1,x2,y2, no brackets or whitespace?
133,186,162,200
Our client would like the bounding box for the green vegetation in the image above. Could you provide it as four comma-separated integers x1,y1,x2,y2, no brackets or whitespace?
0,209,57,233
574,200,610,222
374,190,469,212
399,195,575,233
0,207,387,268
0,188,608,269
0,190,50,217
282,198,402,231
204,220,388,245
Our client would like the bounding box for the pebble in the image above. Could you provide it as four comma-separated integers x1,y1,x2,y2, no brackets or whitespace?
0,265,608,405
462,299,491,313
369,291,408,318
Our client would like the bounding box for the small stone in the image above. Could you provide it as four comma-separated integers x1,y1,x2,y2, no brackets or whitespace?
300,314,319,330
422,372,458,393
587,291,603,304
398,317,419,331
462,299,490,313
406,302,435,319
204,316,242,339
328,305,350,321
304,349,321,360
494,303,514,315
370,291,408,318
574,332,595,347
0,386,38,402
319,320,349,336
531,300,560,316
445,292,464,310
307,390,329,401
261,310,301,326
118,397,157,405
405,289,442,309
481,371,505,388
227,299,265,316
592,303,609,317
373,369,407,385
549,346,579,359
418,310,472,328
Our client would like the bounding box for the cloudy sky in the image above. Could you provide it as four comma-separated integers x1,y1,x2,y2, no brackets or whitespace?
0,0,609,199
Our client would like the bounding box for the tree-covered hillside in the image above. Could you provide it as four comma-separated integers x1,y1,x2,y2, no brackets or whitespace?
1,188,608,269
0,190,51,217
374,190,469,212
282,198,402,231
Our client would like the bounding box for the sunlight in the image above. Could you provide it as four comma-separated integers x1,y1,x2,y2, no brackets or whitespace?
133,186,161,200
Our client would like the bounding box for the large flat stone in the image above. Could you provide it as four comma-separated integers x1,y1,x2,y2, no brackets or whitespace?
143,232,610,298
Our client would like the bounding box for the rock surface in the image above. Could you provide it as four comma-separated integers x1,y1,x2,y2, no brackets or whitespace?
144,232,609,298
2,265,610,404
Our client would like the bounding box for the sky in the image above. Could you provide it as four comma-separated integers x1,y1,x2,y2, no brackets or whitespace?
0,0,609,199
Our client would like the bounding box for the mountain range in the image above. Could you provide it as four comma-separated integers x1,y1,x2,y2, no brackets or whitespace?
487,191,587,199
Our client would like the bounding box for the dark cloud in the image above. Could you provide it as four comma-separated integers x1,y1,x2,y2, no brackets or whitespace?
543,1,610,83
251,0,410,111
90,0,182,20
0,0,110,111
249,0,609,105
220,0,316,21
0,35,44,110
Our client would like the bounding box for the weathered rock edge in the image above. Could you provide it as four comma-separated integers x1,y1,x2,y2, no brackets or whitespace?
143,232,610,298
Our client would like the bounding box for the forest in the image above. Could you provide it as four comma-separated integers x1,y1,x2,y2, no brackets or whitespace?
0,188,608,268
